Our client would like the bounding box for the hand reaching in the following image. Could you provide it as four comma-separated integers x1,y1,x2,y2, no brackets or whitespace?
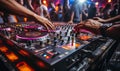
74,19,103,34
34,15,55,31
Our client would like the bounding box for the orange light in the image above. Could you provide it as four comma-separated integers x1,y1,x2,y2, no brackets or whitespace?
16,61,34,71
62,43,81,50
42,0,48,6
55,6,59,12
46,56,50,59
79,35,92,41
16,24,22,27
5,52,19,62
19,50,29,56
75,43,81,48
0,46,8,53
108,0,111,3
24,17,27,22
37,61,46,68
43,0,47,4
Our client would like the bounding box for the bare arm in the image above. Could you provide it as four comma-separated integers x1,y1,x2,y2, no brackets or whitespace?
68,12,74,24
94,15,120,23
80,13,82,22
43,5,51,20
105,15,120,22
28,0,34,11
0,0,54,30
45,10,51,20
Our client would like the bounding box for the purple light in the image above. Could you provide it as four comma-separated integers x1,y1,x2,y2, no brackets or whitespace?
16,34,48,40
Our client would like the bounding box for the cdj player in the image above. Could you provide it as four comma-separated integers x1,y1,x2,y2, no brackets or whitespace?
0,22,115,71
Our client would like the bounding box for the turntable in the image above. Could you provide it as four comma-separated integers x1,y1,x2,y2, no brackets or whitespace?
16,31,48,42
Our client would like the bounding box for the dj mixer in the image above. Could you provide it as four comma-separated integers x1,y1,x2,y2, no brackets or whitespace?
104,43,120,71
0,22,115,71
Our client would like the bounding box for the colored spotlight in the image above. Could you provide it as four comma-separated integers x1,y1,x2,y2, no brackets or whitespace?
79,0,86,3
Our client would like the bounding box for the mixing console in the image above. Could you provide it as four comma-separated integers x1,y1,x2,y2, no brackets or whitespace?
106,43,120,71
0,22,115,71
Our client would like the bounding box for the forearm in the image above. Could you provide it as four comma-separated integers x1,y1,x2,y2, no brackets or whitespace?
0,0,36,20
80,14,82,22
105,15,120,22
28,0,34,11
70,12,74,21
45,10,50,18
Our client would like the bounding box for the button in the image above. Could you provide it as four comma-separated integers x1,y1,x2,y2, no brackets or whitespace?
43,54,47,57
46,56,50,59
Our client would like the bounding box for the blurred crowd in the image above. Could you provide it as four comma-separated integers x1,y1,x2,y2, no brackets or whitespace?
0,0,119,24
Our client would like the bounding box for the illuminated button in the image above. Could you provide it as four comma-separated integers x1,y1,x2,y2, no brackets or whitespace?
0,46,8,53
16,61,34,71
5,52,19,62
46,56,50,59
43,54,47,57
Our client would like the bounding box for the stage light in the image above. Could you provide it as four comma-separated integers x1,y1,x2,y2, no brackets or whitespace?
108,0,112,3
43,0,47,4
95,2,99,6
79,0,86,3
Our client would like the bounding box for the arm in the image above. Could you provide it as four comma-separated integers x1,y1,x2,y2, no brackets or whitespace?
43,5,51,20
68,12,74,24
82,10,88,17
94,15,120,23
0,0,54,30
80,13,82,22
28,0,34,11
105,15,120,22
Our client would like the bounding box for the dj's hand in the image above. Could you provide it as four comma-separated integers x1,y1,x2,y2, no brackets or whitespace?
94,17,106,23
74,19,103,34
34,14,55,30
